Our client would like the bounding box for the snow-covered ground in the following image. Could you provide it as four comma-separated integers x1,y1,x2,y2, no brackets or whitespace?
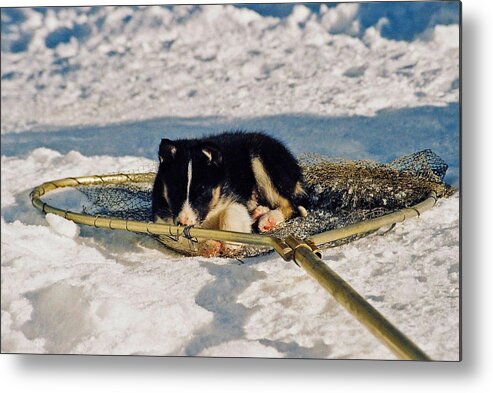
1,4,460,360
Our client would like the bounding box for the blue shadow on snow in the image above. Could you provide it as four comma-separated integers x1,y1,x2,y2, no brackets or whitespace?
0,104,459,186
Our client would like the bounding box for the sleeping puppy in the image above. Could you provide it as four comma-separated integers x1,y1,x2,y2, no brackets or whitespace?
151,131,307,257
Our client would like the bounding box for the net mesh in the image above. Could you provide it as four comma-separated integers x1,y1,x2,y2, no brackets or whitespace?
77,149,454,258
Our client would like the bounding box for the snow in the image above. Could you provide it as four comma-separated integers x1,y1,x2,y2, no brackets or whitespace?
45,214,80,238
1,5,459,133
239,193,459,360
1,5,459,360
319,3,360,36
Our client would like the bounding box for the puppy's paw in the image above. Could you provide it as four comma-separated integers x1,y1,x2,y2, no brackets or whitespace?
258,209,285,232
251,205,270,221
198,240,223,258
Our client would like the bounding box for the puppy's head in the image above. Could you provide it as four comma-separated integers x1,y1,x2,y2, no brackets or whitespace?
157,138,224,225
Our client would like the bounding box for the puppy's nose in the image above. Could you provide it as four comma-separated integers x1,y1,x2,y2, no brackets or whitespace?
177,204,198,226
178,215,195,226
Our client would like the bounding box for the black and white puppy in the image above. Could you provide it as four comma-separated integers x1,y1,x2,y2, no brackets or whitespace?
152,131,306,256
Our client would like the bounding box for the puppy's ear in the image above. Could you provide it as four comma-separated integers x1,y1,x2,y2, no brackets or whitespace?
201,143,223,167
159,139,177,163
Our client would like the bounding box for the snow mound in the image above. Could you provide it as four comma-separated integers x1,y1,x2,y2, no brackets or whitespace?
45,213,80,238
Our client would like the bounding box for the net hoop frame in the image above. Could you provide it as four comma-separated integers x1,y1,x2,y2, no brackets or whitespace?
30,172,438,260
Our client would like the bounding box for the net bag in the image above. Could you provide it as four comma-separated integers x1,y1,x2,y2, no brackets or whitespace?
73,149,454,258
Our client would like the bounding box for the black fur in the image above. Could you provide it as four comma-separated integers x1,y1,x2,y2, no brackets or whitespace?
152,131,304,224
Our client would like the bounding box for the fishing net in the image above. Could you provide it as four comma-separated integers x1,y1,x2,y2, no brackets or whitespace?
75,149,454,258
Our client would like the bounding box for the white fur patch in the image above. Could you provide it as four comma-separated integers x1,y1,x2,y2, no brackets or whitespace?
186,159,192,200
177,200,198,226
219,202,252,233
177,160,198,225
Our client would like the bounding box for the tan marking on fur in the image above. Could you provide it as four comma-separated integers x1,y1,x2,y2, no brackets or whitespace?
201,196,235,230
246,199,257,211
209,186,222,211
202,148,212,162
246,189,259,211
163,184,170,206
251,157,296,220
251,157,278,207
294,181,305,196
278,196,294,219
160,146,177,163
